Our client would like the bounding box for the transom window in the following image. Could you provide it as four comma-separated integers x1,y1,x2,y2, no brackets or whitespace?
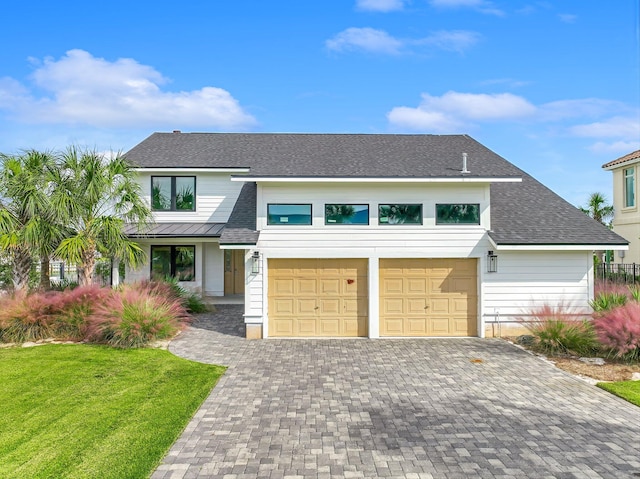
624,168,635,208
325,204,369,225
436,204,480,224
378,204,422,225
151,176,195,211
151,245,195,281
267,204,312,225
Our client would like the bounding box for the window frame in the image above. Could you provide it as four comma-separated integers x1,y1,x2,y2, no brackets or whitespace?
324,203,370,225
151,176,196,212
378,204,423,225
150,245,196,282
624,167,635,208
267,203,313,225
435,203,481,225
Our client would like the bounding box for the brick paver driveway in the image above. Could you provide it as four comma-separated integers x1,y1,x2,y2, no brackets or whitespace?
153,305,640,479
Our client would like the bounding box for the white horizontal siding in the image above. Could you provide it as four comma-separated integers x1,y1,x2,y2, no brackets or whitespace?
258,229,491,258
257,182,491,230
482,251,593,321
136,172,244,223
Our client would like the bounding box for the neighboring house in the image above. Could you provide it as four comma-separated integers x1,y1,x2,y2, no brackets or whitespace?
602,149,640,263
123,132,627,339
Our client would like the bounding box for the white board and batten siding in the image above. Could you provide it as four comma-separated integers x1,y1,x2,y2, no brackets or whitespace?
137,171,245,223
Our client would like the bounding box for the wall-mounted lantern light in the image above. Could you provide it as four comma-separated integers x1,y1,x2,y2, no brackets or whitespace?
251,251,260,274
487,250,498,273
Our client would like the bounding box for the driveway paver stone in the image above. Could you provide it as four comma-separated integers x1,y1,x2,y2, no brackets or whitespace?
153,305,640,479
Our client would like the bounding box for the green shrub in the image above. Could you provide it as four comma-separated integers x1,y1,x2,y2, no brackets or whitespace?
158,276,208,313
521,305,598,356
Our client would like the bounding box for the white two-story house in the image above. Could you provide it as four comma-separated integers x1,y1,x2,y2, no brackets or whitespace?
124,132,627,339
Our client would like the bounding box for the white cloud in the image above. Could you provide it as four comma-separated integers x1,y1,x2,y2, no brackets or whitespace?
326,28,480,55
415,30,482,53
589,141,640,154
558,13,577,23
428,0,505,16
387,91,640,153
0,49,256,129
569,116,640,139
326,28,404,54
356,0,407,12
388,91,536,132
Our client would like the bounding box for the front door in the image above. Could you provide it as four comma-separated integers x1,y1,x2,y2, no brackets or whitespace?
224,249,245,295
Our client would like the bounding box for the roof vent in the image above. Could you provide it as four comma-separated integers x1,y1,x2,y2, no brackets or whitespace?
173,130,181,133
461,152,470,174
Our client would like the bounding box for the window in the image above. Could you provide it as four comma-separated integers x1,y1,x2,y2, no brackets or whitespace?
436,204,480,224
378,204,422,225
325,204,369,225
151,176,195,211
151,245,195,281
267,204,312,225
624,168,635,208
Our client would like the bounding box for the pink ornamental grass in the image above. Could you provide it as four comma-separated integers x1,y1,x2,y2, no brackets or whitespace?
87,286,190,348
593,302,640,357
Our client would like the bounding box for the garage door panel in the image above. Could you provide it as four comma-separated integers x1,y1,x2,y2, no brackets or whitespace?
297,299,318,315
406,278,427,294
269,258,367,337
271,319,293,336
273,278,294,295
298,279,317,294
319,298,340,314
380,258,477,337
407,318,427,334
319,279,340,295
297,319,317,335
407,298,428,314
382,298,403,314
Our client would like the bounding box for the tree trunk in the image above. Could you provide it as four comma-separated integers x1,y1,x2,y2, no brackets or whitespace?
78,248,97,286
39,255,51,291
13,246,32,293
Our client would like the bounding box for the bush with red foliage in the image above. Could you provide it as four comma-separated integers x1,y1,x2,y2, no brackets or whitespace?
86,284,190,348
593,302,640,360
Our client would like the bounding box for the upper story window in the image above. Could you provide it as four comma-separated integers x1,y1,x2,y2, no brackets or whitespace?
325,204,369,225
436,203,480,224
267,204,312,225
624,167,635,208
151,176,196,211
378,204,422,225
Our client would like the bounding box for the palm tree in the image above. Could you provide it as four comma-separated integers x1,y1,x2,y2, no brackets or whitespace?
580,192,614,226
0,150,62,292
51,147,152,286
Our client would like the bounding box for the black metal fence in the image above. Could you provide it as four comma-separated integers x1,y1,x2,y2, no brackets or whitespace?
595,263,640,284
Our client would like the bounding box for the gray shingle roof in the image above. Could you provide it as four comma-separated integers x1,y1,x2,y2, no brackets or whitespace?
125,132,522,178
125,132,628,247
220,182,259,245
489,174,626,245
124,223,225,238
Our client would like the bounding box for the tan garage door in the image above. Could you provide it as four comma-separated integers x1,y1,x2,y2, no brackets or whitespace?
380,258,477,337
268,258,368,337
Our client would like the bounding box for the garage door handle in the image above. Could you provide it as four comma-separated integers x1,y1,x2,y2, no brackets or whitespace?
314,306,319,310
424,306,429,309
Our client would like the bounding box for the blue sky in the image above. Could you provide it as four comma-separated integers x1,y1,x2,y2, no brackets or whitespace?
0,0,638,207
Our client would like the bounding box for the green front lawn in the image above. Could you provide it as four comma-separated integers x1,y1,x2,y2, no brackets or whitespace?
598,380,640,407
0,344,224,479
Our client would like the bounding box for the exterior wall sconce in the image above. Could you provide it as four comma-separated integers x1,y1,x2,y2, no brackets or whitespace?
487,250,498,273
251,251,260,274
